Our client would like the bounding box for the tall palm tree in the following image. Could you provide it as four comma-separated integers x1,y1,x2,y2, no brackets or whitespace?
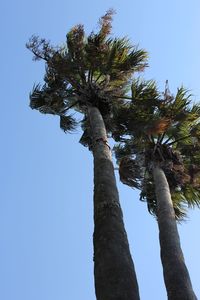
27,10,148,300
113,79,200,299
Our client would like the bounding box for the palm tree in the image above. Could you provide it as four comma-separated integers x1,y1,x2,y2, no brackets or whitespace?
27,10,148,300
113,79,200,299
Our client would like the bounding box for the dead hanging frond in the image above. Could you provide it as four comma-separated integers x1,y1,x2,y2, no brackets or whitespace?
119,156,143,188
79,129,93,149
188,164,200,187
60,115,77,133
78,117,92,149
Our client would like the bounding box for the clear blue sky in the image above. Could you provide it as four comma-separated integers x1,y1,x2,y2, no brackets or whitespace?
1,1,200,299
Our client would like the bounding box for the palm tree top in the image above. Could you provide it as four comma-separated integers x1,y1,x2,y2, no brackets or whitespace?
27,10,148,134
113,79,200,220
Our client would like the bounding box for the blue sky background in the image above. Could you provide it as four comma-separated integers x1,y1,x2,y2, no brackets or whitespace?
1,1,200,299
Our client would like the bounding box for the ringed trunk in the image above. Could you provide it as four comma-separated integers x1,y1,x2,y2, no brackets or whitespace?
153,164,197,300
88,106,140,300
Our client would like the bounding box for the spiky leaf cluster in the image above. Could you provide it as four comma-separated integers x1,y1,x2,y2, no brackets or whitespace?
113,79,200,220
27,10,148,138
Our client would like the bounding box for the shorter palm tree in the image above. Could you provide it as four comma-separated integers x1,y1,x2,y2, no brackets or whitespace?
113,79,200,299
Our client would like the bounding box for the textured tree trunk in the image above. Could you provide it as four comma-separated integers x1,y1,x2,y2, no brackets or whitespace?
153,164,197,300
88,106,140,300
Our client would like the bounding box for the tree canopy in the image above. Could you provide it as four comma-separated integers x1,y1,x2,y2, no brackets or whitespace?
113,79,200,219
27,10,148,144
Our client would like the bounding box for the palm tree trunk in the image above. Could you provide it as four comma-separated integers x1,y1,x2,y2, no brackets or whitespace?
88,106,140,300
152,164,197,300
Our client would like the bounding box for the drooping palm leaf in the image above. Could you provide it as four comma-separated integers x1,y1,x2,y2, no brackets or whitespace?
60,115,77,133
30,84,47,111
119,156,143,189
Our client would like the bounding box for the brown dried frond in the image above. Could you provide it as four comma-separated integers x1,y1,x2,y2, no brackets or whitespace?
69,25,85,49
119,157,141,188
162,159,191,191
98,9,115,38
188,164,200,187
26,35,55,61
145,118,171,136
172,164,185,172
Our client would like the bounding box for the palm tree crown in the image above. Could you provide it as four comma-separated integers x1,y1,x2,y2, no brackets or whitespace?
27,9,148,141
113,79,200,219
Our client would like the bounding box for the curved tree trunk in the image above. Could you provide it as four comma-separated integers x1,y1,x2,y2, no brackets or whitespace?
152,164,197,300
88,106,140,300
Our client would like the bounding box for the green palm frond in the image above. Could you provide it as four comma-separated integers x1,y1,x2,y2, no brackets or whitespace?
166,123,192,146
174,87,191,107
190,123,200,139
112,79,162,141
131,78,159,102
106,38,128,69
103,38,148,74
29,84,46,110
182,185,200,208
162,87,191,120
190,103,200,117
119,48,148,72
170,193,188,220
30,84,67,115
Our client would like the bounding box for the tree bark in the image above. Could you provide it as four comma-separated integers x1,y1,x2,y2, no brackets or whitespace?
88,106,140,300
152,164,197,300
